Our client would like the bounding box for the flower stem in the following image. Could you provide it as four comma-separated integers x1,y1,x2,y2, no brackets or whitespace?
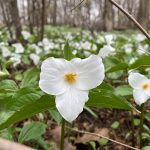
131,110,135,146
60,118,66,150
139,103,145,148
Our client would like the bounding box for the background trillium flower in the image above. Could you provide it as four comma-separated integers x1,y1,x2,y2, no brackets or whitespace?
98,45,115,58
105,34,114,45
39,55,105,122
29,53,40,65
128,72,150,105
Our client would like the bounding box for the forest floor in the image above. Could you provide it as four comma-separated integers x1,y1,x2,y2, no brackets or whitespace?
37,108,140,150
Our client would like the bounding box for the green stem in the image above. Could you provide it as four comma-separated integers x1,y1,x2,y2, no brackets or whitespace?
60,118,66,150
139,103,145,148
131,110,135,146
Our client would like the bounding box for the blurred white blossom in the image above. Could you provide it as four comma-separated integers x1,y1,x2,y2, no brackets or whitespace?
98,45,115,58
12,43,24,53
22,31,31,40
29,53,40,65
1,46,11,57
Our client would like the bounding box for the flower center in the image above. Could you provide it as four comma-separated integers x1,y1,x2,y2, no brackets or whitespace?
142,83,149,90
64,73,77,84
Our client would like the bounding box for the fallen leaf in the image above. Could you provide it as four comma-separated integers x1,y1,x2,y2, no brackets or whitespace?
50,125,75,150
75,128,109,144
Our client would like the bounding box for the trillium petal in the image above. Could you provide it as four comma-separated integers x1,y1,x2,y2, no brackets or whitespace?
71,55,105,90
56,88,88,122
39,57,69,95
128,72,148,89
145,80,150,96
133,89,149,105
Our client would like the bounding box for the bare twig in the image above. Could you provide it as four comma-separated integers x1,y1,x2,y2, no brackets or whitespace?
70,0,86,12
109,0,150,41
66,126,140,150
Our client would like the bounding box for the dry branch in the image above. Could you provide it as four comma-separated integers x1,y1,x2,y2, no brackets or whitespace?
70,0,86,12
66,126,140,150
109,0,150,41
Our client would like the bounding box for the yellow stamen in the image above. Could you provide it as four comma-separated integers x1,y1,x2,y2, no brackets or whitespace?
64,73,77,84
142,83,149,90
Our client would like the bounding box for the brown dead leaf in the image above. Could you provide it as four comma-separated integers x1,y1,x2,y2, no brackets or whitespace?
75,128,109,144
50,126,75,150
51,125,61,144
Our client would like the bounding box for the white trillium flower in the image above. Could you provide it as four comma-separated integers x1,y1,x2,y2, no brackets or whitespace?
12,43,24,53
10,53,21,67
129,57,138,65
29,53,40,65
136,34,146,42
21,31,31,40
64,33,73,40
72,50,77,55
128,73,150,105
39,55,105,122
123,43,133,54
1,46,11,57
30,44,42,54
98,45,115,58
81,41,91,50
137,44,149,55
105,35,113,45
42,38,55,52
92,44,97,51
38,41,43,47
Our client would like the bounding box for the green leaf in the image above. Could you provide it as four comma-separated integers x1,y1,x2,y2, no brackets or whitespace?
89,141,96,150
0,95,12,108
111,121,120,129
114,85,132,97
142,133,150,140
97,82,114,91
15,74,23,81
142,146,150,150
20,68,39,88
0,128,14,140
133,119,140,126
145,114,150,122
63,41,74,60
86,91,133,110
99,138,108,146
84,106,98,119
33,136,49,149
9,87,43,111
0,95,55,130
125,132,131,140
106,63,128,73
129,55,150,69
0,80,18,92
143,125,150,133
0,110,14,125
48,108,62,124
18,121,47,143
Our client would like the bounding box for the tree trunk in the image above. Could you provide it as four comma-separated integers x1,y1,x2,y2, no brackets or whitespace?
103,0,113,31
53,0,57,25
27,0,33,34
0,0,13,39
40,0,46,40
137,0,149,29
9,0,22,40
